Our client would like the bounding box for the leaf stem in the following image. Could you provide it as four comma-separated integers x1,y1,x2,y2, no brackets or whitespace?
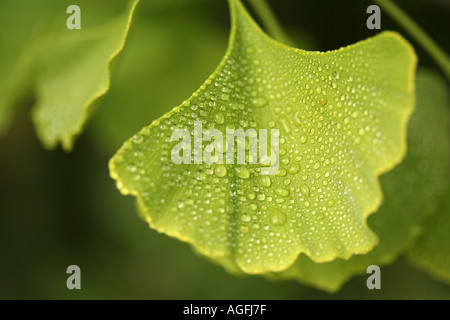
375,0,450,80
247,0,294,46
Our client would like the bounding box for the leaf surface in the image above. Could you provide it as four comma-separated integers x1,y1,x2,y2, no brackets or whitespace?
271,69,450,291
90,6,227,154
110,0,416,273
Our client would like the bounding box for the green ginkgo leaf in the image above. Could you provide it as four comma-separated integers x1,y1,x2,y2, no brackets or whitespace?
31,0,139,150
90,4,227,155
409,184,450,285
0,0,140,150
109,0,416,273
270,69,450,292
0,1,60,135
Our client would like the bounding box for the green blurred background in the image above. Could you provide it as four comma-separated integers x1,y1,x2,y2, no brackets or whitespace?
1,0,450,299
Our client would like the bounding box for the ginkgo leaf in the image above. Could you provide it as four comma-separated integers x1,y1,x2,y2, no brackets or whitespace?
269,69,450,292
90,6,227,155
408,71,450,285
109,0,416,274
0,1,140,149
0,1,60,135
409,185,450,285
31,0,140,150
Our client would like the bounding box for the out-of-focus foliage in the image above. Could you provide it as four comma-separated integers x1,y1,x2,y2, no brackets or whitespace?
0,0,139,150
409,182,450,285
408,70,450,285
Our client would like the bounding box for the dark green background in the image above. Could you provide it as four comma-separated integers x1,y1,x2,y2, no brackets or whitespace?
1,0,449,299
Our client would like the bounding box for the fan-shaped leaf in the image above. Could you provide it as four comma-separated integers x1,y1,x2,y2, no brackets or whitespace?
0,0,140,150
110,0,416,273
32,0,140,150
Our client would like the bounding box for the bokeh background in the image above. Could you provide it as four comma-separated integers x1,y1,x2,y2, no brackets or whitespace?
1,0,449,299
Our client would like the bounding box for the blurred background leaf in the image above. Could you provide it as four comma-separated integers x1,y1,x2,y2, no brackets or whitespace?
407,70,450,285
0,0,139,150
0,1,59,135
32,0,139,150
408,182,450,286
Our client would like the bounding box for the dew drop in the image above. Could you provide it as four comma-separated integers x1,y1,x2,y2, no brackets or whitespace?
301,185,310,196
269,207,286,226
215,165,227,177
277,115,292,134
235,167,250,179
214,112,224,124
299,136,307,144
133,135,143,144
226,122,235,131
241,215,251,222
252,97,268,107
127,165,137,173
261,176,271,187
288,164,300,174
294,111,302,127
275,188,290,197
319,97,327,106
240,226,249,233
